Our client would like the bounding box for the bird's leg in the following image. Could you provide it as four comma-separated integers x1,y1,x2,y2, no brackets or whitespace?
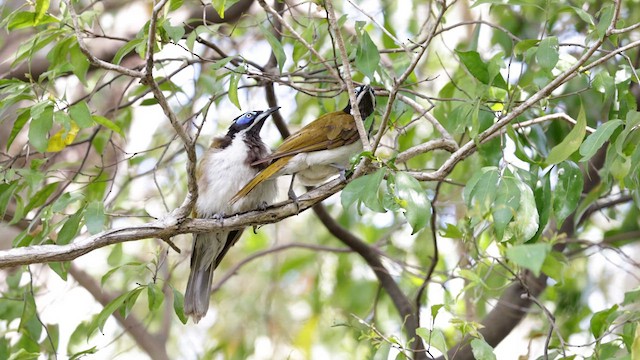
287,175,300,214
211,212,226,221
257,201,269,211
329,163,348,182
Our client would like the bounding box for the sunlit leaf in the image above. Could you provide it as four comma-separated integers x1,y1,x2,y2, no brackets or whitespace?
546,106,586,165
470,338,497,360
395,171,430,234
47,121,79,152
492,170,521,241
579,120,622,161
506,243,551,276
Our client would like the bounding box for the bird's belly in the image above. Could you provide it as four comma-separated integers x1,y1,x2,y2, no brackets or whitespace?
196,147,277,217
279,141,362,186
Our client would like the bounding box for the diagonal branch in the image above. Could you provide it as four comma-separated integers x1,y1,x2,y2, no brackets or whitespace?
312,204,428,360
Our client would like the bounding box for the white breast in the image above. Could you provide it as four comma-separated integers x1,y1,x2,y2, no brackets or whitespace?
196,137,277,217
277,141,362,186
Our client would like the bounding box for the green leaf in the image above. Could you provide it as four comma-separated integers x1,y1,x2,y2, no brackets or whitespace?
622,288,640,306
8,11,58,30
210,56,234,71
228,71,241,110
572,6,594,25
48,261,70,280
416,328,448,359
579,120,622,161
24,181,59,214
470,338,497,360
168,0,183,11
492,171,521,240
395,172,430,234
514,39,539,56
355,29,380,79
172,288,188,324
92,115,124,137
147,284,164,311
162,22,185,43
341,169,386,213
69,102,94,128
505,181,539,243
85,201,105,235
112,38,145,65
262,28,286,73
7,109,30,151
595,5,614,39
69,44,90,86
120,287,143,319
88,292,129,336
57,206,84,245
590,304,619,338
505,243,551,276
34,0,50,24
536,36,559,71
553,161,584,225
466,167,500,212
107,243,123,266
456,51,508,90
440,223,463,239
546,106,587,165
28,104,53,152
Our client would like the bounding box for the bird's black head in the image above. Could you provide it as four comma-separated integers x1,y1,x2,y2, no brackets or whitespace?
226,106,280,139
343,85,376,120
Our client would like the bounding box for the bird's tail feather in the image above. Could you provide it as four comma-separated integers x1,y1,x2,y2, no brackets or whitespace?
229,157,289,205
184,233,218,323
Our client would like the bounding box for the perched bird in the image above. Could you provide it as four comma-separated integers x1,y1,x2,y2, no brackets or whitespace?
229,85,376,204
184,107,279,323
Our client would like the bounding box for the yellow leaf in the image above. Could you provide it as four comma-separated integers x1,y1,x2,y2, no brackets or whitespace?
47,122,79,152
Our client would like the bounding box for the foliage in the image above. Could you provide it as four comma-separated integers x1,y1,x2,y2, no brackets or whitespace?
1,0,640,359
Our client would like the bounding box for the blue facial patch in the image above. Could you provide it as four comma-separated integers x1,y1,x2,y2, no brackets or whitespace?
236,112,256,126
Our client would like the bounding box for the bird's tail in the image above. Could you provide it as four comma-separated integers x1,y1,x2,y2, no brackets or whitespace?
229,157,289,205
184,233,218,323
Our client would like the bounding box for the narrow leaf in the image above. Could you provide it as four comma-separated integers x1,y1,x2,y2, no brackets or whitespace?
553,161,584,225
579,120,622,161
456,51,508,90
34,0,50,24
7,109,30,151
228,71,241,110
93,115,124,137
57,206,84,245
546,107,587,165
28,104,53,152
262,28,286,73
173,288,188,324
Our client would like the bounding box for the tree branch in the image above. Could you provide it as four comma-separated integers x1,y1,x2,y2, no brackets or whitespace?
312,204,428,360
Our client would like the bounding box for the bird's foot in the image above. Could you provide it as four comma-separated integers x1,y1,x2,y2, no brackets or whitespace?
257,201,269,211
329,163,349,182
288,187,300,215
212,212,226,221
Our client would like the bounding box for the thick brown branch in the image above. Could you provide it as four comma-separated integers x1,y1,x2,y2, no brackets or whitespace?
312,204,428,360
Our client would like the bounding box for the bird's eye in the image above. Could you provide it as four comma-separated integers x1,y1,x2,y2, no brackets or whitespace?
236,113,254,126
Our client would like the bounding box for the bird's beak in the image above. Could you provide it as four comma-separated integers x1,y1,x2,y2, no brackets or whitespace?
249,106,280,135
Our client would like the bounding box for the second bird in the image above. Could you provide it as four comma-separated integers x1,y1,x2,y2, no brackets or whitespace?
230,85,376,204
184,107,279,323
